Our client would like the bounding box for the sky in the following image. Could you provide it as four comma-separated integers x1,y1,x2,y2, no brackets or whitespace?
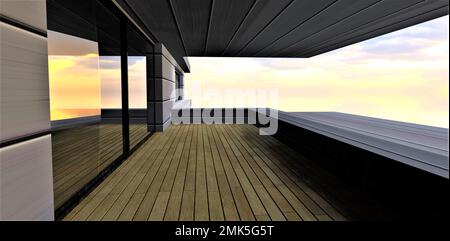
99,56,146,109
185,16,449,128
48,31,101,120
48,30,146,120
47,16,449,127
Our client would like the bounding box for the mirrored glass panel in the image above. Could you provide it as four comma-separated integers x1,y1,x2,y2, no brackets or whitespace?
127,24,151,149
47,0,100,209
96,2,123,170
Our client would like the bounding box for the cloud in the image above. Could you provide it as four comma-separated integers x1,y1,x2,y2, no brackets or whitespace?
99,56,147,108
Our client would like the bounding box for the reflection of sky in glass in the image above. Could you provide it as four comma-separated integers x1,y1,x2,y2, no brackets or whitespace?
99,56,121,109
48,30,147,120
100,56,146,109
48,30,101,120
185,16,449,128
128,56,146,108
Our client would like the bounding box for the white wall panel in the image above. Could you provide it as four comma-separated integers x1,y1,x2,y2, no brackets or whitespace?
155,54,175,81
159,78,175,101
0,135,54,220
0,0,47,31
0,22,50,141
0,2,53,220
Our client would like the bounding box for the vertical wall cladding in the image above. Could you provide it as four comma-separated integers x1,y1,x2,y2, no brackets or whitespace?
148,43,183,131
0,0,55,220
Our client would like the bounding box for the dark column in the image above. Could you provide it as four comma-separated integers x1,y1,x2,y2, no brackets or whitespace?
147,43,178,132
179,73,184,100
120,17,129,157
146,53,155,132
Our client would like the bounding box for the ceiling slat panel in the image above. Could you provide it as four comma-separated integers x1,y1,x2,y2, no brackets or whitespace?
238,0,336,56
205,0,255,56
281,0,424,57
222,0,293,56
170,0,212,56
114,0,448,71
257,0,381,56
126,0,187,65
302,1,449,57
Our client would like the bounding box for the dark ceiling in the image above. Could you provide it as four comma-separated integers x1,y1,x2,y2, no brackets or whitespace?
47,0,448,72
119,0,448,72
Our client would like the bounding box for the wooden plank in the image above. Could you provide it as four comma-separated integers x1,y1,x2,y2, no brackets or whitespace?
85,194,119,221
232,125,329,218
160,125,190,192
55,124,141,209
237,125,347,221
284,211,302,221
164,125,193,221
255,214,271,221
100,173,146,221
65,124,354,221
203,125,219,192
209,125,257,221
68,130,162,221
248,125,348,220
179,125,198,221
195,125,209,221
205,125,239,221
65,127,165,220
92,143,158,220
179,190,195,221
89,128,173,221
218,125,286,221
63,133,162,220
116,193,145,221
148,192,171,221
208,191,224,221
144,125,188,221
147,125,190,220
217,125,281,220
112,129,178,221
227,125,319,221
203,125,224,221
128,126,180,220
133,125,185,220
111,130,176,220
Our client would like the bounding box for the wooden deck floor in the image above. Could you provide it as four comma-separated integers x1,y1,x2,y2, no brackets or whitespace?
52,124,148,209
64,124,351,221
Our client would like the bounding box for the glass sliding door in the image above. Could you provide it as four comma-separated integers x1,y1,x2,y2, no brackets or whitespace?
47,0,153,213
96,1,123,170
127,24,152,150
47,0,101,210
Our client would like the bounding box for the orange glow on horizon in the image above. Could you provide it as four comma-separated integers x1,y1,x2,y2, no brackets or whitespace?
48,30,147,121
48,53,101,120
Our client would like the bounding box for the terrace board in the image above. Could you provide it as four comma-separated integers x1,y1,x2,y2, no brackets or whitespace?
63,124,391,221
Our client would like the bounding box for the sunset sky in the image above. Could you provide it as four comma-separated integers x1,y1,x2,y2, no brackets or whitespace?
185,16,449,128
48,31,101,120
48,30,146,120
48,16,448,127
